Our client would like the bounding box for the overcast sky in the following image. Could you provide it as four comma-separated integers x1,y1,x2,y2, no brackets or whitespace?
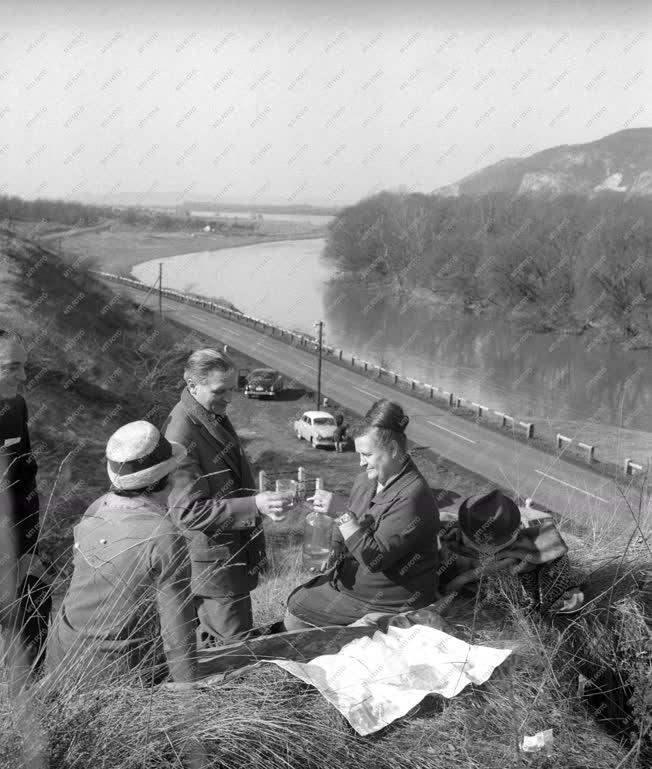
1,0,651,206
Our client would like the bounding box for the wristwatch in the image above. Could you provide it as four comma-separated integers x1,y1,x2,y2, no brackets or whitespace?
334,512,353,526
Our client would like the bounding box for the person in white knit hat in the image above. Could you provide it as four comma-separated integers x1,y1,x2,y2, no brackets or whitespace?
46,421,197,686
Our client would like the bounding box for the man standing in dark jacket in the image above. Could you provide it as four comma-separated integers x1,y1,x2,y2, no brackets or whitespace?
163,349,288,644
0,330,48,669
0,331,39,559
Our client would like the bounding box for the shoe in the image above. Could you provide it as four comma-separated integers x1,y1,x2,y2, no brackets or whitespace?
198,629,219,649
550,590,585,614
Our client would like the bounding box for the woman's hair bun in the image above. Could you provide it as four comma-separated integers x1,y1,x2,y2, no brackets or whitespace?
358,399,410,442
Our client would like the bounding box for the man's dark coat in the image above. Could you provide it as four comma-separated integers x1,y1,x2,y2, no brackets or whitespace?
163,388,266,601
0,395,39,557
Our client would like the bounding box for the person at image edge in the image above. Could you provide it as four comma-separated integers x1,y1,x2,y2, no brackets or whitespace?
0,329,49,667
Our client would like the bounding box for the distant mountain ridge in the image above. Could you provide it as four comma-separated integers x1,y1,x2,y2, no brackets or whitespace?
435,128,652,198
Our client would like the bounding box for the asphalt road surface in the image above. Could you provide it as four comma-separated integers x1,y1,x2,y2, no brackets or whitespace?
118,284,650,532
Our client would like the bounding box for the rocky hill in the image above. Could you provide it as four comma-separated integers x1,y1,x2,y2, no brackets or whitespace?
436,127,652,198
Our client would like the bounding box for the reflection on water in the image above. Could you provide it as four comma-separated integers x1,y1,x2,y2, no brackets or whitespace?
132,238,332,334
324,280,652,460
132,238,651,462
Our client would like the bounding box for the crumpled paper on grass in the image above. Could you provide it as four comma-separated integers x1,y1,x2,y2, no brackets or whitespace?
521,729,554,754
269,624,512,735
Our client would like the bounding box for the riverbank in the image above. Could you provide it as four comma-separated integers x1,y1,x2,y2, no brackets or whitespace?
329,272,652,351
325,191,651,352
0,231,649,768
57,221,326,276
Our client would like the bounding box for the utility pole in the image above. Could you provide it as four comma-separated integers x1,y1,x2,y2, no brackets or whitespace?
158,262,163,317
315,320,323,408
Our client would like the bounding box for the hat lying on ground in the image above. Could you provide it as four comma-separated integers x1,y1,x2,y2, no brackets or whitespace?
106,420,186,491
458,489,522,553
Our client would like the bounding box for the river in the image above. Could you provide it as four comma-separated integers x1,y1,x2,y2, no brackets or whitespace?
132,238,652,465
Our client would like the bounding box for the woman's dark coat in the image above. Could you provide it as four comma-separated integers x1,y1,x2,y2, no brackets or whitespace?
288,457,440,625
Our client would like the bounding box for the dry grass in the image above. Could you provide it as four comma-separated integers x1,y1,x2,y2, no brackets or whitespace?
1,545,647,769
1,508,646,769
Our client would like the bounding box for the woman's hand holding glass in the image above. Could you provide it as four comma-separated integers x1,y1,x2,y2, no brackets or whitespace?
307,488,338,518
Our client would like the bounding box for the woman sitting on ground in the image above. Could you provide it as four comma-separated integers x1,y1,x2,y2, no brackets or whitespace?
438,489,584,614
285,399,440,628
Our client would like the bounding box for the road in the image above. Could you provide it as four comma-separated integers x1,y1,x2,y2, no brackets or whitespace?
41,222,113,241
118,284,649,531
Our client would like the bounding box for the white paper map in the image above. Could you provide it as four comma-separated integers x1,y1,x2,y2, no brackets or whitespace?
270,625,512,735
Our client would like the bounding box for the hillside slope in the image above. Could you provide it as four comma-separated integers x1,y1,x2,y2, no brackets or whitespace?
436,127,652,198
0,230,193,564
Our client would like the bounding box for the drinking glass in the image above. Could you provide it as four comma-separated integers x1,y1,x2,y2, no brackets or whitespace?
275,479,298,509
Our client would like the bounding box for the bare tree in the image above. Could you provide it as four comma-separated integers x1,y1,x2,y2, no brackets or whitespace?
580,211,651,338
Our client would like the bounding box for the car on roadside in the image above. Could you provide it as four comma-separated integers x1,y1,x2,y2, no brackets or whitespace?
244,368,284,399
294,411,338,448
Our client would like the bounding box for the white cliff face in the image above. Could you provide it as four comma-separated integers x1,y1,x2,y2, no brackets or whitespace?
629,171,652,196
434,128,652,198
594,173,628,192
518,172,583,195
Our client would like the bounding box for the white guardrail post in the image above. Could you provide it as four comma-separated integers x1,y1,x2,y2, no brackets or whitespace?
520,421,534,439
494,411,513,428
624,458,643,476
578,442,595,462
556,433,572,450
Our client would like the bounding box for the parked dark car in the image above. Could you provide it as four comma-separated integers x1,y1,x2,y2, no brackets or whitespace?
244,368,284,399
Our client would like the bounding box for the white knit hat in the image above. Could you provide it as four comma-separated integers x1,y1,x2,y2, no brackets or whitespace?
106,421,186,491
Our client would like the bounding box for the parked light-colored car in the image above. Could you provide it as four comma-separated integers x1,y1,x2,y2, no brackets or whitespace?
294,411,337,448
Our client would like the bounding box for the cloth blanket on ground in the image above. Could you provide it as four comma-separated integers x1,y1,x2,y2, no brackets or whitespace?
198,606,452,678
199,607,511,735
438,515,579,611
270,624,512,735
